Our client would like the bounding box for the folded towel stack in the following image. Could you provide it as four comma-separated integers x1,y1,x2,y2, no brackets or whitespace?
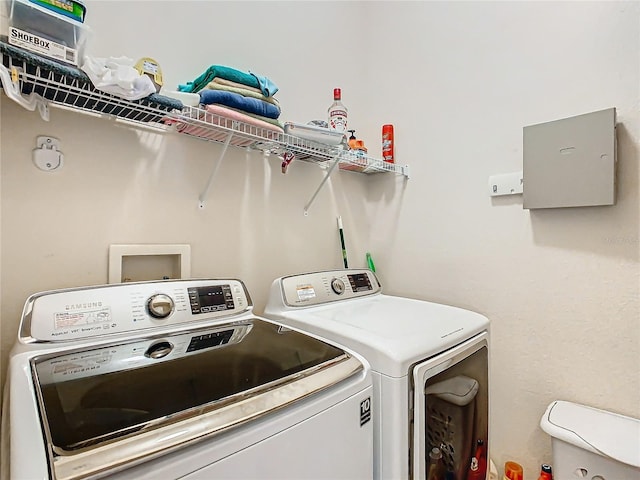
178,65,283,133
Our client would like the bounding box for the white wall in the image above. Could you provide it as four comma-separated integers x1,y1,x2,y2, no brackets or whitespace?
1,1,639,478
360,1,640,477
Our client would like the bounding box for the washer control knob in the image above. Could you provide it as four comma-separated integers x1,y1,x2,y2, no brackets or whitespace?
145,341,173,359
147,294,174,319
331,278,346,295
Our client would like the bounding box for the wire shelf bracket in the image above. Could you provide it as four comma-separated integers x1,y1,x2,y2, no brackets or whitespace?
303,152,342,216
0,63,49,120
198,131,234,209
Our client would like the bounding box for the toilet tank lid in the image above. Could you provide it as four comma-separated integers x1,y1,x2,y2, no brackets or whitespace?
540,400,640,469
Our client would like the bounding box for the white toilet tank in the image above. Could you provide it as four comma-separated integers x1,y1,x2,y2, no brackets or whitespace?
540,400,640,480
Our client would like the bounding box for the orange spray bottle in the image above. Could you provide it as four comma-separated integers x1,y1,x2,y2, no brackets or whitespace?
382,124,394,163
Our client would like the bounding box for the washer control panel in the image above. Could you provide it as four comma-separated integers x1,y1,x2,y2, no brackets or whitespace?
279,269,381,307
23,279,251,342
188,284,235,315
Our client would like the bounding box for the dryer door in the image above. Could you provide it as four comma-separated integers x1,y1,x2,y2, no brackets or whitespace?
411,332,489,480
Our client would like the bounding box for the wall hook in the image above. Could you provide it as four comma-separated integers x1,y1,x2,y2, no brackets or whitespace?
33,136,64,172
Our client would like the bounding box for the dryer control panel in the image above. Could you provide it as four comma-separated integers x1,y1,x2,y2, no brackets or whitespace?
277,269,381,307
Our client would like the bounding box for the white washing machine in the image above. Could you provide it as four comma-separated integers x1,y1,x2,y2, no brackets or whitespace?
264,269,490,480
1,278,373,480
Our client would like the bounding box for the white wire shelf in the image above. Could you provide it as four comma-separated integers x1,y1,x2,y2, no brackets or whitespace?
0,40,181,124
0,39,409,212
174,105,409,177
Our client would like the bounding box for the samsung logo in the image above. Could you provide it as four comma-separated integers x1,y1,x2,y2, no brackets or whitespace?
65,302,103,310
10,28,51,49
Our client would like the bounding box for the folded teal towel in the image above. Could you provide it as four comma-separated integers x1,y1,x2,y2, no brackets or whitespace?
178,65,279,96
249,71,278,97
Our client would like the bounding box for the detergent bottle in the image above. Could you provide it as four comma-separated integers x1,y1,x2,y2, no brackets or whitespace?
427,447,446,480
347,130,367,156
348,130,357,149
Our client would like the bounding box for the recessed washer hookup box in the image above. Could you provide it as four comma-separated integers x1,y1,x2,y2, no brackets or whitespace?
7,0,89,65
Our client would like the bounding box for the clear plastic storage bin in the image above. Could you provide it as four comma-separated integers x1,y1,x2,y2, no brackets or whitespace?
7,0,89,64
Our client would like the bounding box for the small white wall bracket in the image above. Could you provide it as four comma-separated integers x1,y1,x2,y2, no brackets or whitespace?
488,171,523,197
33,136,64,172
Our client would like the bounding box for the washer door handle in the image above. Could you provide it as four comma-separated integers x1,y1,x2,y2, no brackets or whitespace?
145,341,174,359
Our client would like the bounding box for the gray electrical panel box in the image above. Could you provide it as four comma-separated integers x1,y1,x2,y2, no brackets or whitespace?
523,107,616,209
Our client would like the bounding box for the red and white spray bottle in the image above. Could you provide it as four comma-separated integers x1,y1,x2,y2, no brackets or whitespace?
467,439,487,480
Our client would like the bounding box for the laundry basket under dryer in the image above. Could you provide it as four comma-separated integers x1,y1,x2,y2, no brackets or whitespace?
425,375,479,479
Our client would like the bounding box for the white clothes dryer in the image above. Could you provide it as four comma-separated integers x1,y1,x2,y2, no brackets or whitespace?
1,278,373,480
264,269,490,480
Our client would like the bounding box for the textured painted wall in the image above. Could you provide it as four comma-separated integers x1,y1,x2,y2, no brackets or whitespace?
360,1,640,476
